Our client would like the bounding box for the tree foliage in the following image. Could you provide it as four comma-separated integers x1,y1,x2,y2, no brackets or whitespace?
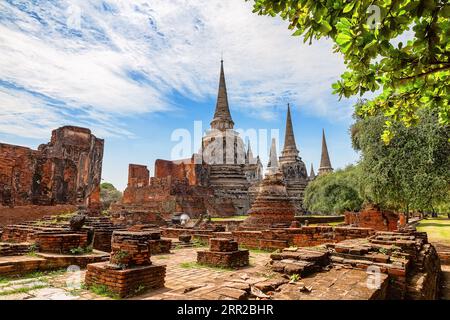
249,0,450,142
100,182,122,210
303,165,363,214
352,106,450,214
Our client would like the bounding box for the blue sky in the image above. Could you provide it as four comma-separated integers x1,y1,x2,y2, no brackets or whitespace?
0,0,360,190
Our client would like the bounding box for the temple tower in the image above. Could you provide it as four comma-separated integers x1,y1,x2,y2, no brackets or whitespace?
244,142,263,184
278,104,308,214
318,129,333,175
308,163,316,181
201,61,251,215
241,138,296,229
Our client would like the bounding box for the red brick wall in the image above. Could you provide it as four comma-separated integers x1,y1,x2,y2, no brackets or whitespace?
345,206,399,231
0,204,76,227
127,164,149,188
0,126,103,210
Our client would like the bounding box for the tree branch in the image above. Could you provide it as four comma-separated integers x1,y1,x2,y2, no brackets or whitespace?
398,65,450,81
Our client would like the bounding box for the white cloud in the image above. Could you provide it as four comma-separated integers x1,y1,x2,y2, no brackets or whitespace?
0,0,352,139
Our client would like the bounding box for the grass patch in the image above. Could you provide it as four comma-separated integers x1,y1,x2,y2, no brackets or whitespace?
192,239,208,248
0,268,68,284
0,284,48,296
83,284,119,300
70,245,93,255
211,216,247,221
417,218,450,245
240,246,274,254
309,222,343,226
179,261,234,272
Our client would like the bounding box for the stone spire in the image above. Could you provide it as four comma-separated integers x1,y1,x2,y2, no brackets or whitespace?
309,163,316,180
318,129,333,175
279,104,300,164
246,142,257,165
267,138,279,174
242,137,295,230
210,60,234,131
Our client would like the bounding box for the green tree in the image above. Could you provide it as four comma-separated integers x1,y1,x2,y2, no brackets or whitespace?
249,0,450,142
303,165,363,214
352,106,450,217
100,182,122,211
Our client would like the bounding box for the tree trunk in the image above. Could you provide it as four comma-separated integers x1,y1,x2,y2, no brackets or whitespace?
431,205,437,218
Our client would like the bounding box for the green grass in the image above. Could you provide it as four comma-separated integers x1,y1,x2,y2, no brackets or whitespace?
83,284,119,299
309,222,343,226
179,261,235,272
192,239,208,248
417,218,450,245
0,268,68,284
0,284,48,296
240,246,274,254
211,216,247,221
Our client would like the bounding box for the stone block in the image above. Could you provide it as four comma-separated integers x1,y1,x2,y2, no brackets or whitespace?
197,250,249,268
84,262,166,298
210,238,238,252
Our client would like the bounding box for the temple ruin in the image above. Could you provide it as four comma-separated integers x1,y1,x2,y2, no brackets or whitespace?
278,104,309,212
0,66,445,302
0,126,104,220
112,61,266,219
318,129,334,176
113,62,335,220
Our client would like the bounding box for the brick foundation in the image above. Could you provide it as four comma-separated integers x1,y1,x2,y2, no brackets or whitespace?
85,230,166,298
93,230,114,253
0,242,32,256
197,238,249,268
110,231,152,267
148,239,172,254
37,233,88,254
84,262,166,298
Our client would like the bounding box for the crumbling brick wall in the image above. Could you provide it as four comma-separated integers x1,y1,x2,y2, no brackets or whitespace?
345,205,399,231
116,161,214,219
0,126,103,212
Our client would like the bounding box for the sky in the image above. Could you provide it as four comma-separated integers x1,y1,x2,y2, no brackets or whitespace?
0,0,361,191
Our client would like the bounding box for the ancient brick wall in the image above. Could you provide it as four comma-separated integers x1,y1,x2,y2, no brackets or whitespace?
345,206,399,231
0,204,75,227
117,155,257,218
231,226,375,250
155,159,210,186
127,164,149,188
0,126,103,213
37,233,88,254
116,161,214,219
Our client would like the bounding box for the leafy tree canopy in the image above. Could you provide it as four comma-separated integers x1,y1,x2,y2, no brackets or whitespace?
352,106,450,214
249,0,450,142
100,182,116,191
303,165,364,214
100,182,122,210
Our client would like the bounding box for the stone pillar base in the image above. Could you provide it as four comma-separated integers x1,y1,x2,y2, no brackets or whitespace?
197,250,249,268
85,262,166,298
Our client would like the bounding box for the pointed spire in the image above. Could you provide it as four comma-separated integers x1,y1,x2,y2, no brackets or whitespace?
318,129,333,175
210,60,234,131
267,138,279,174
280,104,300,164
309,163,316,180
246,142,255,164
